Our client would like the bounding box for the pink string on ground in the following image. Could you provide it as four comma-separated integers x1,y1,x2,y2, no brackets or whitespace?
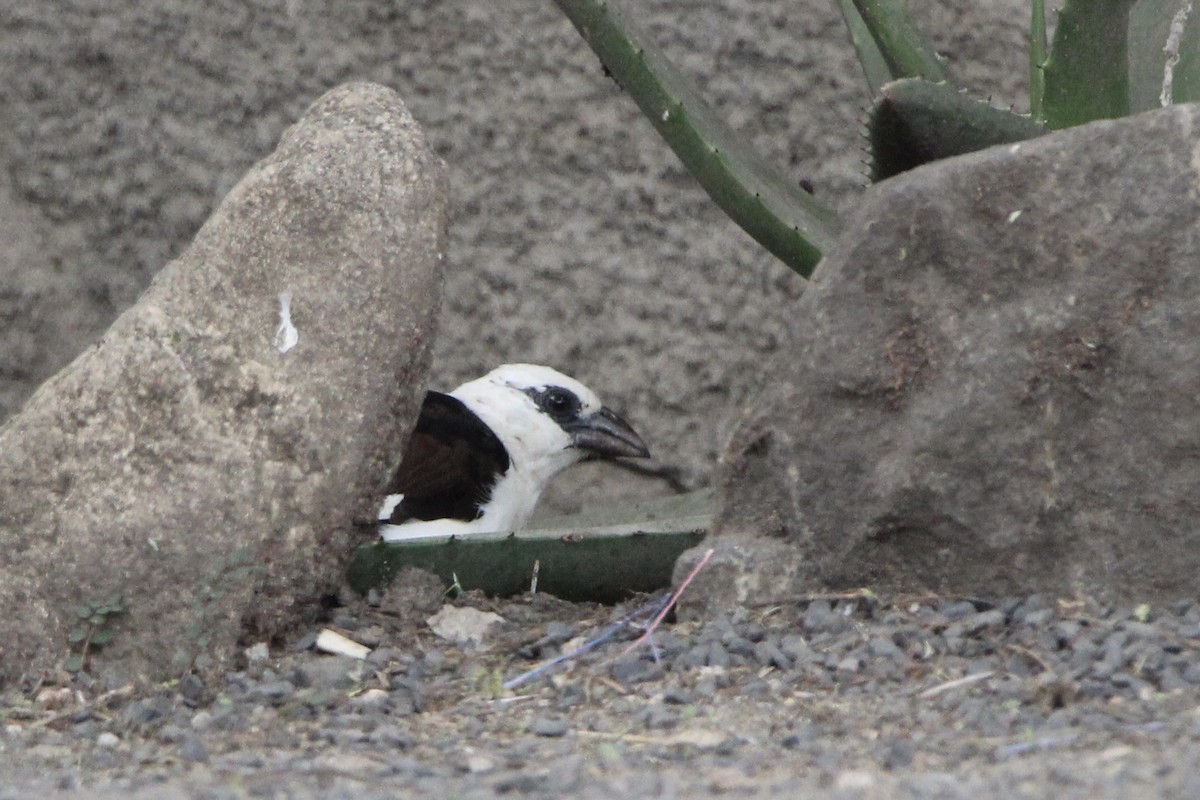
502,547,716,690
503,591,671,690
618,547,715,658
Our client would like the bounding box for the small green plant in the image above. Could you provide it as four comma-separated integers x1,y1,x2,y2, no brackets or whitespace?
65,594,128,673
553,0,1200,277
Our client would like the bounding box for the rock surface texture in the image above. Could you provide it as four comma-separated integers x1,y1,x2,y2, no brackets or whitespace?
717,104,1200,605
0,83,446,684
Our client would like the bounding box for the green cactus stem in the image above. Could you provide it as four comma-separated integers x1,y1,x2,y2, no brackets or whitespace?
1029,0,1048,119
848,0,948,85
348,490,715,602
1039,0,1139,128
349,529,706,603
837,0,894,98
552,0,841,277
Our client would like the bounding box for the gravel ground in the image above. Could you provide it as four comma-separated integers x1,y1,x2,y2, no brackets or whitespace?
3,571,1200,799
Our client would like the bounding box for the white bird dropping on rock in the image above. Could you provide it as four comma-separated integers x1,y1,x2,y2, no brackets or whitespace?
274,290,299,354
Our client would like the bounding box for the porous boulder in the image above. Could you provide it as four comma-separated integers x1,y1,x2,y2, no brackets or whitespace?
0,83,446,684
712,103,1200,605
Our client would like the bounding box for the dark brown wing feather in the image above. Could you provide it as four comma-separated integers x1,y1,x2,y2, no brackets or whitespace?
384,392,510,523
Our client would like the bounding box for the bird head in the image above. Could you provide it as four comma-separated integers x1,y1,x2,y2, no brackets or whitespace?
449,363,649,481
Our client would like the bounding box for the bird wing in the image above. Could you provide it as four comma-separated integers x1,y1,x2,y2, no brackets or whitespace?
383,391,511,524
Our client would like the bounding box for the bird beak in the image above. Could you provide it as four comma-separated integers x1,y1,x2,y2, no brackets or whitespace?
565,407,650,459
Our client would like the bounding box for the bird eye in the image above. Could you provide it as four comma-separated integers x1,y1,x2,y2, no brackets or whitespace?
540,387,580,420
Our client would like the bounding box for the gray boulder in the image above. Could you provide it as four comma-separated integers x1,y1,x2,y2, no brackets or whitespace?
0,83,446,684
713,103,1200,605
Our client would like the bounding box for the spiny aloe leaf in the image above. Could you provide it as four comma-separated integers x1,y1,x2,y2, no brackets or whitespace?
348,490,714,603
552,0,840,277
848,0,947,84
868,79,1047,181
1030,0,1048,119
1040,0,1139,128
1129,0,1200,111
837,0,894,97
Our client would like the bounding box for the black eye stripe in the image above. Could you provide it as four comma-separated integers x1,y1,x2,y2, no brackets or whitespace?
524,386,582,421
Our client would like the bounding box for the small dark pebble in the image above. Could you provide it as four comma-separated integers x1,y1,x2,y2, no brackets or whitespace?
252,680,296,705
753,639,792,670
611,657,665,685
679,645,709,670
529,715,569,737
543,621,575,645
704,641,731,669
556,684,588,710
724,636,756,658
179,673,207,707
780,724,823,750
366,647,401,667
703,615,736,640
333,728,368,747
208,706,250,733
881,739,917,770
662,687,694,705
715,735,747,756
868,636,905,661
940,600,980,621
541,754,585,794
741,622,767,642
694,674,726,697
802,600,842,633
223,672,252,695
179,733,210,764
638,705,677,730
390,678,424,714
121,697,173,733
779,634,811,661
294,657,359,691
1160,666,1191,693
350,625,384,647
493,772,544,794
1055,620,1084,640
1020,608,1055,627
157,724,187,744
964,609,1007,634
368,725,415,749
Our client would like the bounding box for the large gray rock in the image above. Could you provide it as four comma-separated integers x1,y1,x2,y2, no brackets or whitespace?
714,103,1200,605
0,83,446,684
